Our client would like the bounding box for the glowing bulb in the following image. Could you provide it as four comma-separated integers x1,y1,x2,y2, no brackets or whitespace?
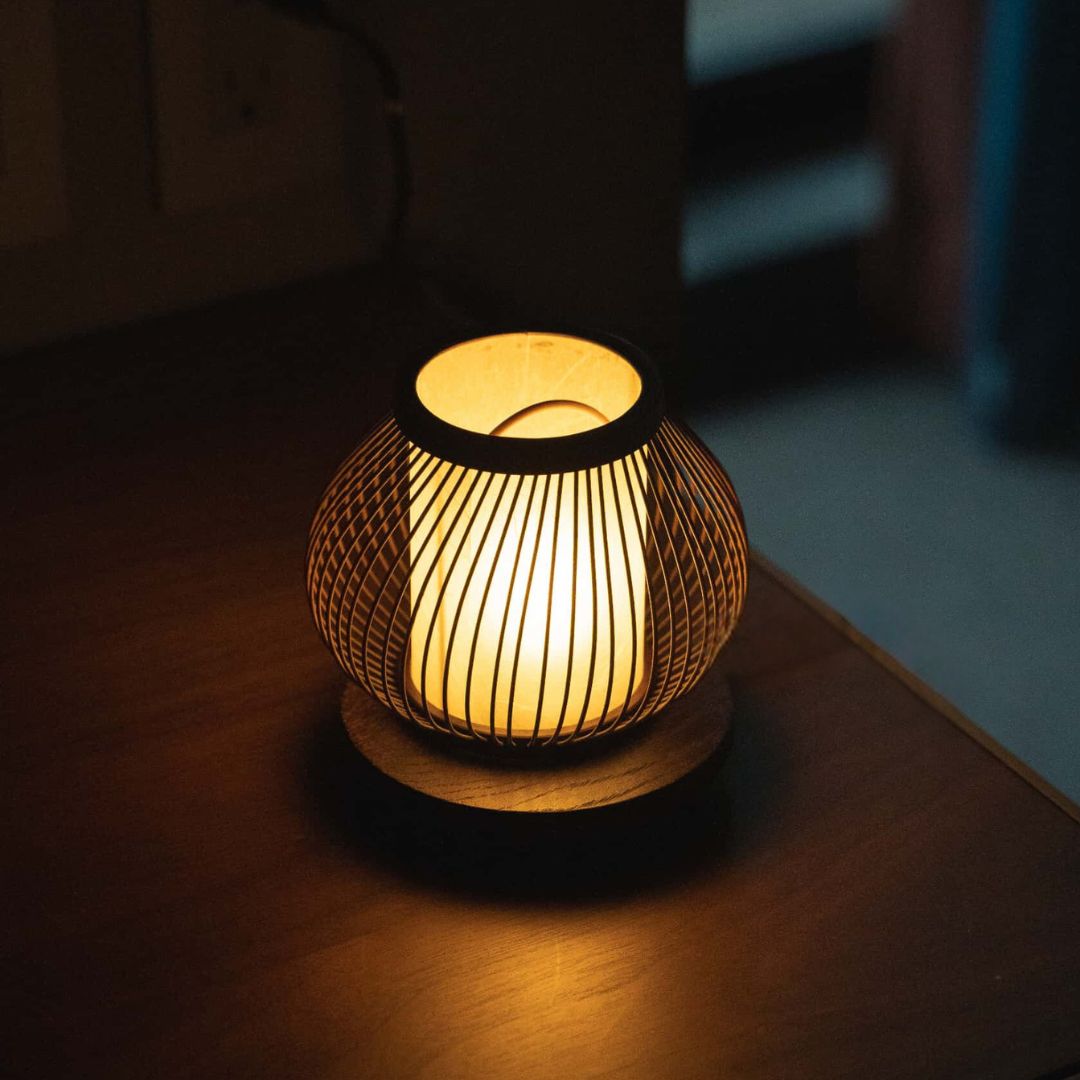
406,334,649,740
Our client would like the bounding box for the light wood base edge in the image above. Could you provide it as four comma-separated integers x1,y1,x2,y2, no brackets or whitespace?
341,664,733,814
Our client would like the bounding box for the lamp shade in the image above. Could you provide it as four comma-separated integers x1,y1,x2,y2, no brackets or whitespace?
307,331,747,747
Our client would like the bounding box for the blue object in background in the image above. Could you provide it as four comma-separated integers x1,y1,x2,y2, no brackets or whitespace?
967,0,1080,445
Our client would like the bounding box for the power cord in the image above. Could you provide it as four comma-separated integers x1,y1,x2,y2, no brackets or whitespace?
260,0,412,262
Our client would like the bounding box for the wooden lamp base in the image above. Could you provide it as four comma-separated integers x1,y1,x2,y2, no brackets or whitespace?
340,662,733,814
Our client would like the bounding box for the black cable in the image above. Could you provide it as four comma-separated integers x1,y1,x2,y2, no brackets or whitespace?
260,0,412,261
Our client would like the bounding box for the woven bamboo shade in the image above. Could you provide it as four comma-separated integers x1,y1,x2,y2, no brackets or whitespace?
307,332,747,747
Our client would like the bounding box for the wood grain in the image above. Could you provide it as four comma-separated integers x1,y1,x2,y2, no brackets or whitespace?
3,268,1080,1080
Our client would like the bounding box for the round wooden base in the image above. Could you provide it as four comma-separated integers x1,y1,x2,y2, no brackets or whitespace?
340,663,732,814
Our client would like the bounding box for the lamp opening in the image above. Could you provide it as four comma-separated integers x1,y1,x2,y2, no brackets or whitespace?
414,332,643,439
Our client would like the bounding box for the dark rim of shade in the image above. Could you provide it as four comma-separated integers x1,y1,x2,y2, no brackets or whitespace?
393,328,666,474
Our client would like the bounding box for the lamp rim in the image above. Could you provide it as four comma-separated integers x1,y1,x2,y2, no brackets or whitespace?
394,328,665,474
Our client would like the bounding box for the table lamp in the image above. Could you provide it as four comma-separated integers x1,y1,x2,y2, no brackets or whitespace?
307,331,747,812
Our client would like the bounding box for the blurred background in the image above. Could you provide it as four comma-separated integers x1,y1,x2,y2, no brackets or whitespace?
1,0,1077,800
683,0,1080,807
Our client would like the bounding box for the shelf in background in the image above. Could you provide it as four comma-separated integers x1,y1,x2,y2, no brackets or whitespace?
687,0,898,86
683,144,888,284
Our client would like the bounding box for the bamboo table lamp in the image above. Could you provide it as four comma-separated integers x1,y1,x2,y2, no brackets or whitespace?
307,330,747,812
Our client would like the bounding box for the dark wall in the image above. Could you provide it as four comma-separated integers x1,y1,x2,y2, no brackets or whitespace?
398,0,686,361
0,1,374,354
0,1,685,362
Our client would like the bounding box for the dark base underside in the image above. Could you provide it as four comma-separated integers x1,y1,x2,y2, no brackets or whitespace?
340,663,733,813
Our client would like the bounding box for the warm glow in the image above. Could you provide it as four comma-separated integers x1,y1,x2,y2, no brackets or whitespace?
307,332,749,748
407,333,649,740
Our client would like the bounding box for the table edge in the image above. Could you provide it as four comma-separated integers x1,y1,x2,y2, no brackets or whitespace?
749,550,1080,827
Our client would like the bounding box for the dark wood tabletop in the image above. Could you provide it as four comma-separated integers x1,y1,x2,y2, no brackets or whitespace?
4,270,1080,1080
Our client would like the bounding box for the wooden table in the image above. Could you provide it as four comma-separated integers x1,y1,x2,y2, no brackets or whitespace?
4,271,1080,1079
